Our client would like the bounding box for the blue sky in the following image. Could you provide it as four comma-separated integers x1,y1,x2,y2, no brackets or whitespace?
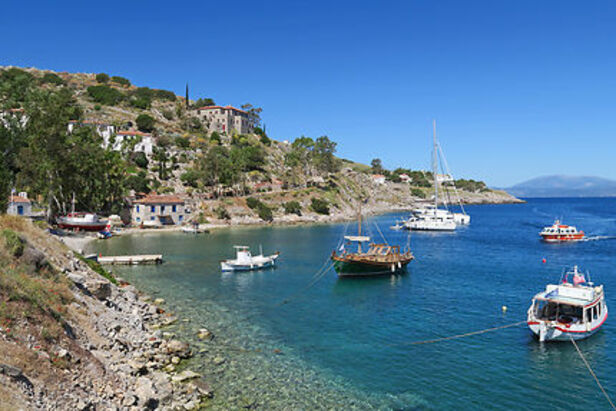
1,0,615,187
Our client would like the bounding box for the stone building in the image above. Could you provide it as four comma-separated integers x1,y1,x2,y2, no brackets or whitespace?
7,192,32,217
131,194,185,226
195,105,253,134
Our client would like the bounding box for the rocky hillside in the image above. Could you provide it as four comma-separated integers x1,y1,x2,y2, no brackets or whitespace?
0,216,213,409
0,66,520,224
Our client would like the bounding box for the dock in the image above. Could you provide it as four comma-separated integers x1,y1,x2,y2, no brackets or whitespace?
97,254,163,265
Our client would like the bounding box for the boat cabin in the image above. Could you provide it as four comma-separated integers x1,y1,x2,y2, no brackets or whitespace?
530,281,605,327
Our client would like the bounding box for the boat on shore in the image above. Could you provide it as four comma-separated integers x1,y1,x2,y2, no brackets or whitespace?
539,220,585,242
220,246,279,272
332,207,413,277
57,212,109,231
181,223,208,234
527,266,607,342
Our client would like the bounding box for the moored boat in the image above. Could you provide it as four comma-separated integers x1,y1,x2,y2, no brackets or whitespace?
332,206,413,277
539,220,585,242
527,266,607,342
57,212,109,231
220,246,279,272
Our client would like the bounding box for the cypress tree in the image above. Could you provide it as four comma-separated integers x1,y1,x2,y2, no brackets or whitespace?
185,83,189,109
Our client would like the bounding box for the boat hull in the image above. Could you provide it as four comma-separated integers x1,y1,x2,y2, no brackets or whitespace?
333,259,410,277
220,254,279,272
527,320,604,341
57,221,108,231
540,233,585,243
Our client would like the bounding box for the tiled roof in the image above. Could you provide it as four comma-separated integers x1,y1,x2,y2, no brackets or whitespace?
134,194,184,205
9,195,30,203
196,105,248,114
117,130,151,137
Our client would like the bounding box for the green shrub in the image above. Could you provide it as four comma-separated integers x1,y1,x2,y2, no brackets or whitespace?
131,151,149,168
411,188,426,198
87,85,124,105
180,169,199,187
40,72,64,85
130,97,150,109
111,75,130,87
256,203,273,222
162,109,174,120
283,201,302,215
154,89,176,101
126,171,150,193
246,197,260,209
215,206,230,220
96,73,110,83
1,229,24,257
93,104,101,111
75,253,117,285
136,114,155,132
310,198,329,215
175,136,190,149
210,131,221,144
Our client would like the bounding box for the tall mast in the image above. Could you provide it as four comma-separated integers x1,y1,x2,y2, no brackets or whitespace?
357,202,362,253
432,119,438,208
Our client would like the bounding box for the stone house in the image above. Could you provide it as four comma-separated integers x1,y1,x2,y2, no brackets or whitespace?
131,194,185,226
7,192,32,216
195,105,253,135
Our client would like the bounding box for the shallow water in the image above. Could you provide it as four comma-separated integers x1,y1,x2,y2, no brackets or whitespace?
90,198,616,409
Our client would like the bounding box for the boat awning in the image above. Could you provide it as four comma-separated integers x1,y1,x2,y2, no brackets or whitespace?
344,236,370,242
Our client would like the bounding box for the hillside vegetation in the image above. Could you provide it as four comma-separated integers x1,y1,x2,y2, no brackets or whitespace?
0,66,519,224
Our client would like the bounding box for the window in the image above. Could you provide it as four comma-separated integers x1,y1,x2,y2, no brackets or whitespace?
136,217,141,222
161,205,166,213
172,205,177,212
151,216,155,221
179,215,183,221
151,206,156,213
136,205,140,212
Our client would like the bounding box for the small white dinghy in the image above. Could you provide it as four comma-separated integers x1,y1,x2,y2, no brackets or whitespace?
220,246,279,272
527,266,607,342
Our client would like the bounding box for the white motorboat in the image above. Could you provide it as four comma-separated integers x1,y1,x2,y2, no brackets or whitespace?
181,224,208,234
404,121,470,231
220,246,279,272
527,266,607,342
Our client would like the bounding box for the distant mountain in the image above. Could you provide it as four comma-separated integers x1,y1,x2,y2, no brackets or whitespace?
506,175,616,197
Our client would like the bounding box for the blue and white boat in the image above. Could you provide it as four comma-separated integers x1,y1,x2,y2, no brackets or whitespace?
527,266,607,342
220,246,279,272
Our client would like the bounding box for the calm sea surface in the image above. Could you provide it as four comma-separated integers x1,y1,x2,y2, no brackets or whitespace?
90,198,616,409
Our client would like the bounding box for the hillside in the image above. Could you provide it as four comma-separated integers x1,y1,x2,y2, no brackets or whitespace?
507,175,616,198
0,66,520,225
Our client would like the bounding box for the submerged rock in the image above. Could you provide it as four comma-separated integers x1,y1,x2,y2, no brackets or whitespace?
171,370,201,383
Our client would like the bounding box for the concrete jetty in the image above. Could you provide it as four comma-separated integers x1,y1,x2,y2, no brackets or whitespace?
97,254,163,265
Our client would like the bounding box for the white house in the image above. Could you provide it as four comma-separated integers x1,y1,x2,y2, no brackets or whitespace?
371,174,386,185
399,173,412,183
131,194,185,226
115,130,154,155
7,192,32,217
68,120,115,144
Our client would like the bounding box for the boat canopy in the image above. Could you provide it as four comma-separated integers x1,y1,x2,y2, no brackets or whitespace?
344,236,370,242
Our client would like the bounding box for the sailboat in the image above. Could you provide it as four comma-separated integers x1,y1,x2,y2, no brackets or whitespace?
405,121,470,231
331,206,413,277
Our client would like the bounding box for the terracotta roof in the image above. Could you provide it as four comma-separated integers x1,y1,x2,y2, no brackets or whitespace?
134,194,184,205
196,105,248,114
9,195,30,204
117,130,151,137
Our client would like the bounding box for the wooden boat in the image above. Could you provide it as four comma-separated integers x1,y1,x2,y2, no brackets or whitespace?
332,207,413,277
527,266,607,341
539,220,585,242
57,212,109,231
220,246,279,272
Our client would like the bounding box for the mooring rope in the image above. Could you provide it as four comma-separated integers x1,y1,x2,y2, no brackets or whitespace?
569,335,616,410
390,321,527,346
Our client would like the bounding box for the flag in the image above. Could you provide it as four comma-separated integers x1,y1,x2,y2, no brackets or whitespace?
573,273,585,285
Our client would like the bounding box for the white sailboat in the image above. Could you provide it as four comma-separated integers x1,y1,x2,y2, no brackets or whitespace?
405,120,469,231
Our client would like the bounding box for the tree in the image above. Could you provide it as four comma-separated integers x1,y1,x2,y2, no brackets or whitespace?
240,103,262,127
175,136,191,149
96,73,110,83
310,198,330,215
283,201,302,216
194,97,215,108
152,147,169,180
312,135,340,173
136,114,155,132
130,151,149,168
40,73,64,85
371,158,384,174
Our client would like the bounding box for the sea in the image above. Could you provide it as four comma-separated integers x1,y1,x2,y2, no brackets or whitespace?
89,197,616,410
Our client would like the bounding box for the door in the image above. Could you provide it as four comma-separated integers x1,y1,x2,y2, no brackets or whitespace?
17,205,23,215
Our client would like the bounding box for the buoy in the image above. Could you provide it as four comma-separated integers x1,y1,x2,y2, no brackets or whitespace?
542,258,546,264
502,305,508,312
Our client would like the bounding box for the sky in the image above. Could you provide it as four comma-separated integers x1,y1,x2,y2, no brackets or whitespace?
1,0,615,187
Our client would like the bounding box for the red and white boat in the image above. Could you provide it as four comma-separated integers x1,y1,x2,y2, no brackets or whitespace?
527,266,607,342
539,220,585,242
57,212,109,231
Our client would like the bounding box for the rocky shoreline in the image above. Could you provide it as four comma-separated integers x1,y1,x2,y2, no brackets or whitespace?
0,219,213,410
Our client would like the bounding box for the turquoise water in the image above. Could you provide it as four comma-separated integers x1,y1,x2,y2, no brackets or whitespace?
90,198,616,409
